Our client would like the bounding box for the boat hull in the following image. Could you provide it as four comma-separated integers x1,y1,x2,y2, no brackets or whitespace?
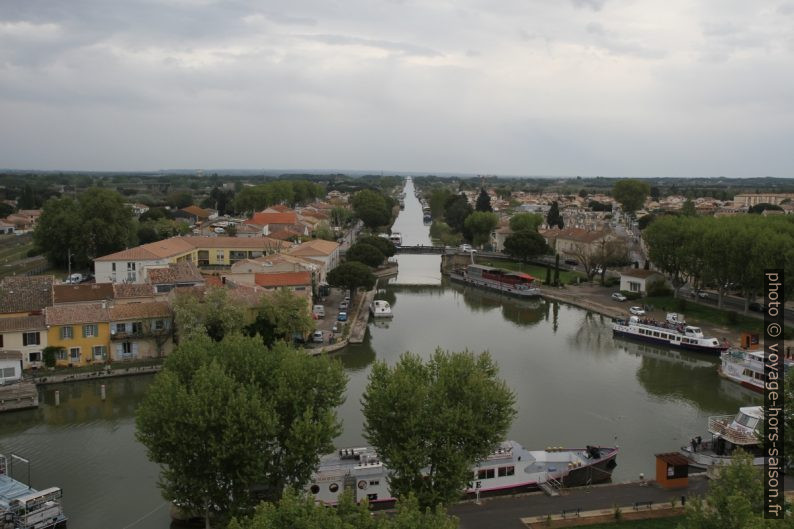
717,368,764,393
612,329,725,355
449,272,541,298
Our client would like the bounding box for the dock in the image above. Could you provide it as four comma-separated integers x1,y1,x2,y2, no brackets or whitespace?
0,382,38,413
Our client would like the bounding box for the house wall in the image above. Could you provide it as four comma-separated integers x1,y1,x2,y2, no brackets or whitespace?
0,329,47,369
110,319,173,360
48,323,111,366
620,275,662,294
96,259,169,284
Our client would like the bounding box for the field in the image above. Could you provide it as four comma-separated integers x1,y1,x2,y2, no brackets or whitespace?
0,234,49,278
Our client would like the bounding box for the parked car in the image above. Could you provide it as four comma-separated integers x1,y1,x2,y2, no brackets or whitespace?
65,273,84,284
696,291,709,299
459,244,473,253
337,311,348,322
611,292,627,302
339,300,349,311
564,259,578,266
313,305,325,318
749,302,767,313
629,306,645,316
312,330,324,343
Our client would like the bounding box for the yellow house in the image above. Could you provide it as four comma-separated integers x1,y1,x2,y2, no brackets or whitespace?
44,303,111,366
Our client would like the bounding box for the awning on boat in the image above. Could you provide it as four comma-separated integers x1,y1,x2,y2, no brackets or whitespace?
508,272,535,281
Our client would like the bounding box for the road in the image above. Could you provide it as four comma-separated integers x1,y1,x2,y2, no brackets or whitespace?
678,286,794,325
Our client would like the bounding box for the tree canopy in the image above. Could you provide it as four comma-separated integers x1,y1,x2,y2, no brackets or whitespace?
247,288,314,346
351,189,394,231
474,188,492,212
508,213,543,233
346,242,387,268
546,201,564,229
33,187,137,268
361,349,516,509
612,179,650,214
463,211,498,248
503,230,549,263
443,194,473,235
357,236,396,258
173,287,247,342
327,261,376,293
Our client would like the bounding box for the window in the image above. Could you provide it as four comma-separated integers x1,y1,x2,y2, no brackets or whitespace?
127,262,136,281
1,367,15,379
56,349,67,360
498,466,515,477
115,323,127,334
122,342,133,355
83,324,98,338
367,493,378,501
629,281,641,292
23,332,40,346
329,483,339,493
369,480,380,486
69,347,80,361
92,346,107,359
216,250,225,262
29,351,41,363
154,319,165,331
653,331,659,337
60,326,73,339
310,484,319,494
112,263,116,272
0,334,3,348
477,468,495,480
132,322,142,334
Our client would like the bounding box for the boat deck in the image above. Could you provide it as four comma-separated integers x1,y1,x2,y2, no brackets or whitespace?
0,472,33,511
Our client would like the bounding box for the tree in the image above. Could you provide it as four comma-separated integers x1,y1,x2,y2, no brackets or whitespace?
228,490,457,529
330,206,352,228
33,188,137,268
166,190,194,209
443,194,473,234
546,201,564,229
327,261,376,295
463,211,498,248
361,349,516,509
0,203,13,217
247,288,314,346
612,179,650,215
173,287,247,342
503,231,549,263
474,188,492,212
358,236,396,258
314,222,335,241
748,203,783,214
508,213,543,233
136,335,347,527
346,242,387,267
352,189,392,231
680,451,766,529
681,199,697,216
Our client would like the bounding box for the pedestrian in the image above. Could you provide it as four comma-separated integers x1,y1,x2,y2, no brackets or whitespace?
690,438,697,453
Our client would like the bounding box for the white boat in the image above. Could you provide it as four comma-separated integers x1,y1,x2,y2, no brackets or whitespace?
680,406,764,468
612,316,728,355
306,441,618,506
369,300,393,318
389,232,402,246
448,264,541,298
0,454,67,529
719,348,792,393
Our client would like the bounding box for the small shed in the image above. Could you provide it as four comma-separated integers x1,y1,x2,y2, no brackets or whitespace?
655,452,691,489
619,269,665,295
0,351,23,385
739,332,760,350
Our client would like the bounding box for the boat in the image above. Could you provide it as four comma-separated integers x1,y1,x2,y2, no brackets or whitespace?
448,264,541,298
719,348,792,393
369,300,393,318
306,441,618,505
389,232,402,246
0,454,67,529
423,212,432,223
612,315,728,354
680,406,764,468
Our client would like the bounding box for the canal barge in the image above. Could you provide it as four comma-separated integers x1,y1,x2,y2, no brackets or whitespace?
612,316,728,354
680,406,764,468
369,300,393,318
449,264,541,298
0,455,67,529
307,441,618,505
719,348,792,393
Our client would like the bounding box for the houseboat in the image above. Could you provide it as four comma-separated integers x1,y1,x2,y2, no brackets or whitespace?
0,454,67,529
680,406,764,468
612,316,728,354
448,264,541,298
369,300,393,318
719,348,792,393
389,232,402,246
307,441,618,506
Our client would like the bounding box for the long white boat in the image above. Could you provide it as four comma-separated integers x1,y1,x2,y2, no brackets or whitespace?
449,264,541,298
719,348,792,393
680,406,764,468
0,454,67,529
306,441,618,505
369,300,393,318
612,315,728,355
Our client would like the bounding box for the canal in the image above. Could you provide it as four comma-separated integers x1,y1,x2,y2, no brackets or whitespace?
0,177,761,528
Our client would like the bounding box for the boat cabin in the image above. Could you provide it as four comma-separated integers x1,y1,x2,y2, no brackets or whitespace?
467,265,535,287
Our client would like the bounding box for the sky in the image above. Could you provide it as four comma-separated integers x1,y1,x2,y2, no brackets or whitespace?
1,1,793,177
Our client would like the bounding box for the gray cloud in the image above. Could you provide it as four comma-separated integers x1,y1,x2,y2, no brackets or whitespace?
570,0,608,11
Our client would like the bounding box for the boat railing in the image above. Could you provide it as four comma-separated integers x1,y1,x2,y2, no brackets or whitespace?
708,416,760,445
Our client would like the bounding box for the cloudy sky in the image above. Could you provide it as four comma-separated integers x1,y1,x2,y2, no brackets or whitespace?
1,1,793,177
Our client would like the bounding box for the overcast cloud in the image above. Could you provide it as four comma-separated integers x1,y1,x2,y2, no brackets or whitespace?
1,0,792,177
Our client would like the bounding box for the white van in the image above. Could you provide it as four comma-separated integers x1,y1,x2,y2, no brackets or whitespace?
313,305,325,318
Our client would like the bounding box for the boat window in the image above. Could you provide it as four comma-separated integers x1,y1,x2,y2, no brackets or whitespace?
367,493,378,501
310,484,320,494
478,468,495,479
329,483,339,493
735,413,758,429
369,480,380,486
653,331,659,337
498,466,515,477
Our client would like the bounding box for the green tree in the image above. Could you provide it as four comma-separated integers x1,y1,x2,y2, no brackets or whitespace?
475,188,492,212
508,213,543,233
681,199,697,216
352,189,392,231
346,242,387,267
136,335,347,527
546,201,564,229
327,261,376,295
612,179,650,215
167,190,194,209
443,194,473,234
361,349,516,509
173,287,247,342
503,230,549,262
247,288,314,346
0,203,13,217
330,206,352,227
748,203,784,214
357,236,396,258
463,211,498,248
314,222,335,241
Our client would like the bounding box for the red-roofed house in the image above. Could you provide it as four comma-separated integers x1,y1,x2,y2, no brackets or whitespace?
245,211,308,237
254,271,312,290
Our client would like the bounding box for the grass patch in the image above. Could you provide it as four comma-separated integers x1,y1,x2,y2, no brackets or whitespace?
646,295,793,337
474,257,585,285
579,516,684,529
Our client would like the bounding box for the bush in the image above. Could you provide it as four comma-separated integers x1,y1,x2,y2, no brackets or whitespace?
646,281,673,297
26,247,42,257
619,290,643,300
603,277,620,287
42,346,62,368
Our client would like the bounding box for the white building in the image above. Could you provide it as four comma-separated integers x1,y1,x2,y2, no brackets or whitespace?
0,315,47,369
619,269,665,295
0,351,23,384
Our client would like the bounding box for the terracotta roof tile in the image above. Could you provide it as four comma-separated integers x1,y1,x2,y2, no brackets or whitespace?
287,239,339,257
109,302,172,321
247,212,298,226
113,283,155,298
146,261,204,285
254,271,311,288
0,276,54,314
45,303,110,325
53,283,115,304
0,314,46,332
180,205,211,218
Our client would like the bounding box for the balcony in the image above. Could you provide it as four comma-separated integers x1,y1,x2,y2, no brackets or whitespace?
110,327,171,340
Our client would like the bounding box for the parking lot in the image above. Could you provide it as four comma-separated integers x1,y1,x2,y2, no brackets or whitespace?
306,287,350,348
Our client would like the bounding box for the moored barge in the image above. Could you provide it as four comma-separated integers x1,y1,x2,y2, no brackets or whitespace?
612,315,728,354
449,264,541,298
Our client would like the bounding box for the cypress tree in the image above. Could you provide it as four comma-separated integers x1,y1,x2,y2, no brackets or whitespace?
475,188,493,212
